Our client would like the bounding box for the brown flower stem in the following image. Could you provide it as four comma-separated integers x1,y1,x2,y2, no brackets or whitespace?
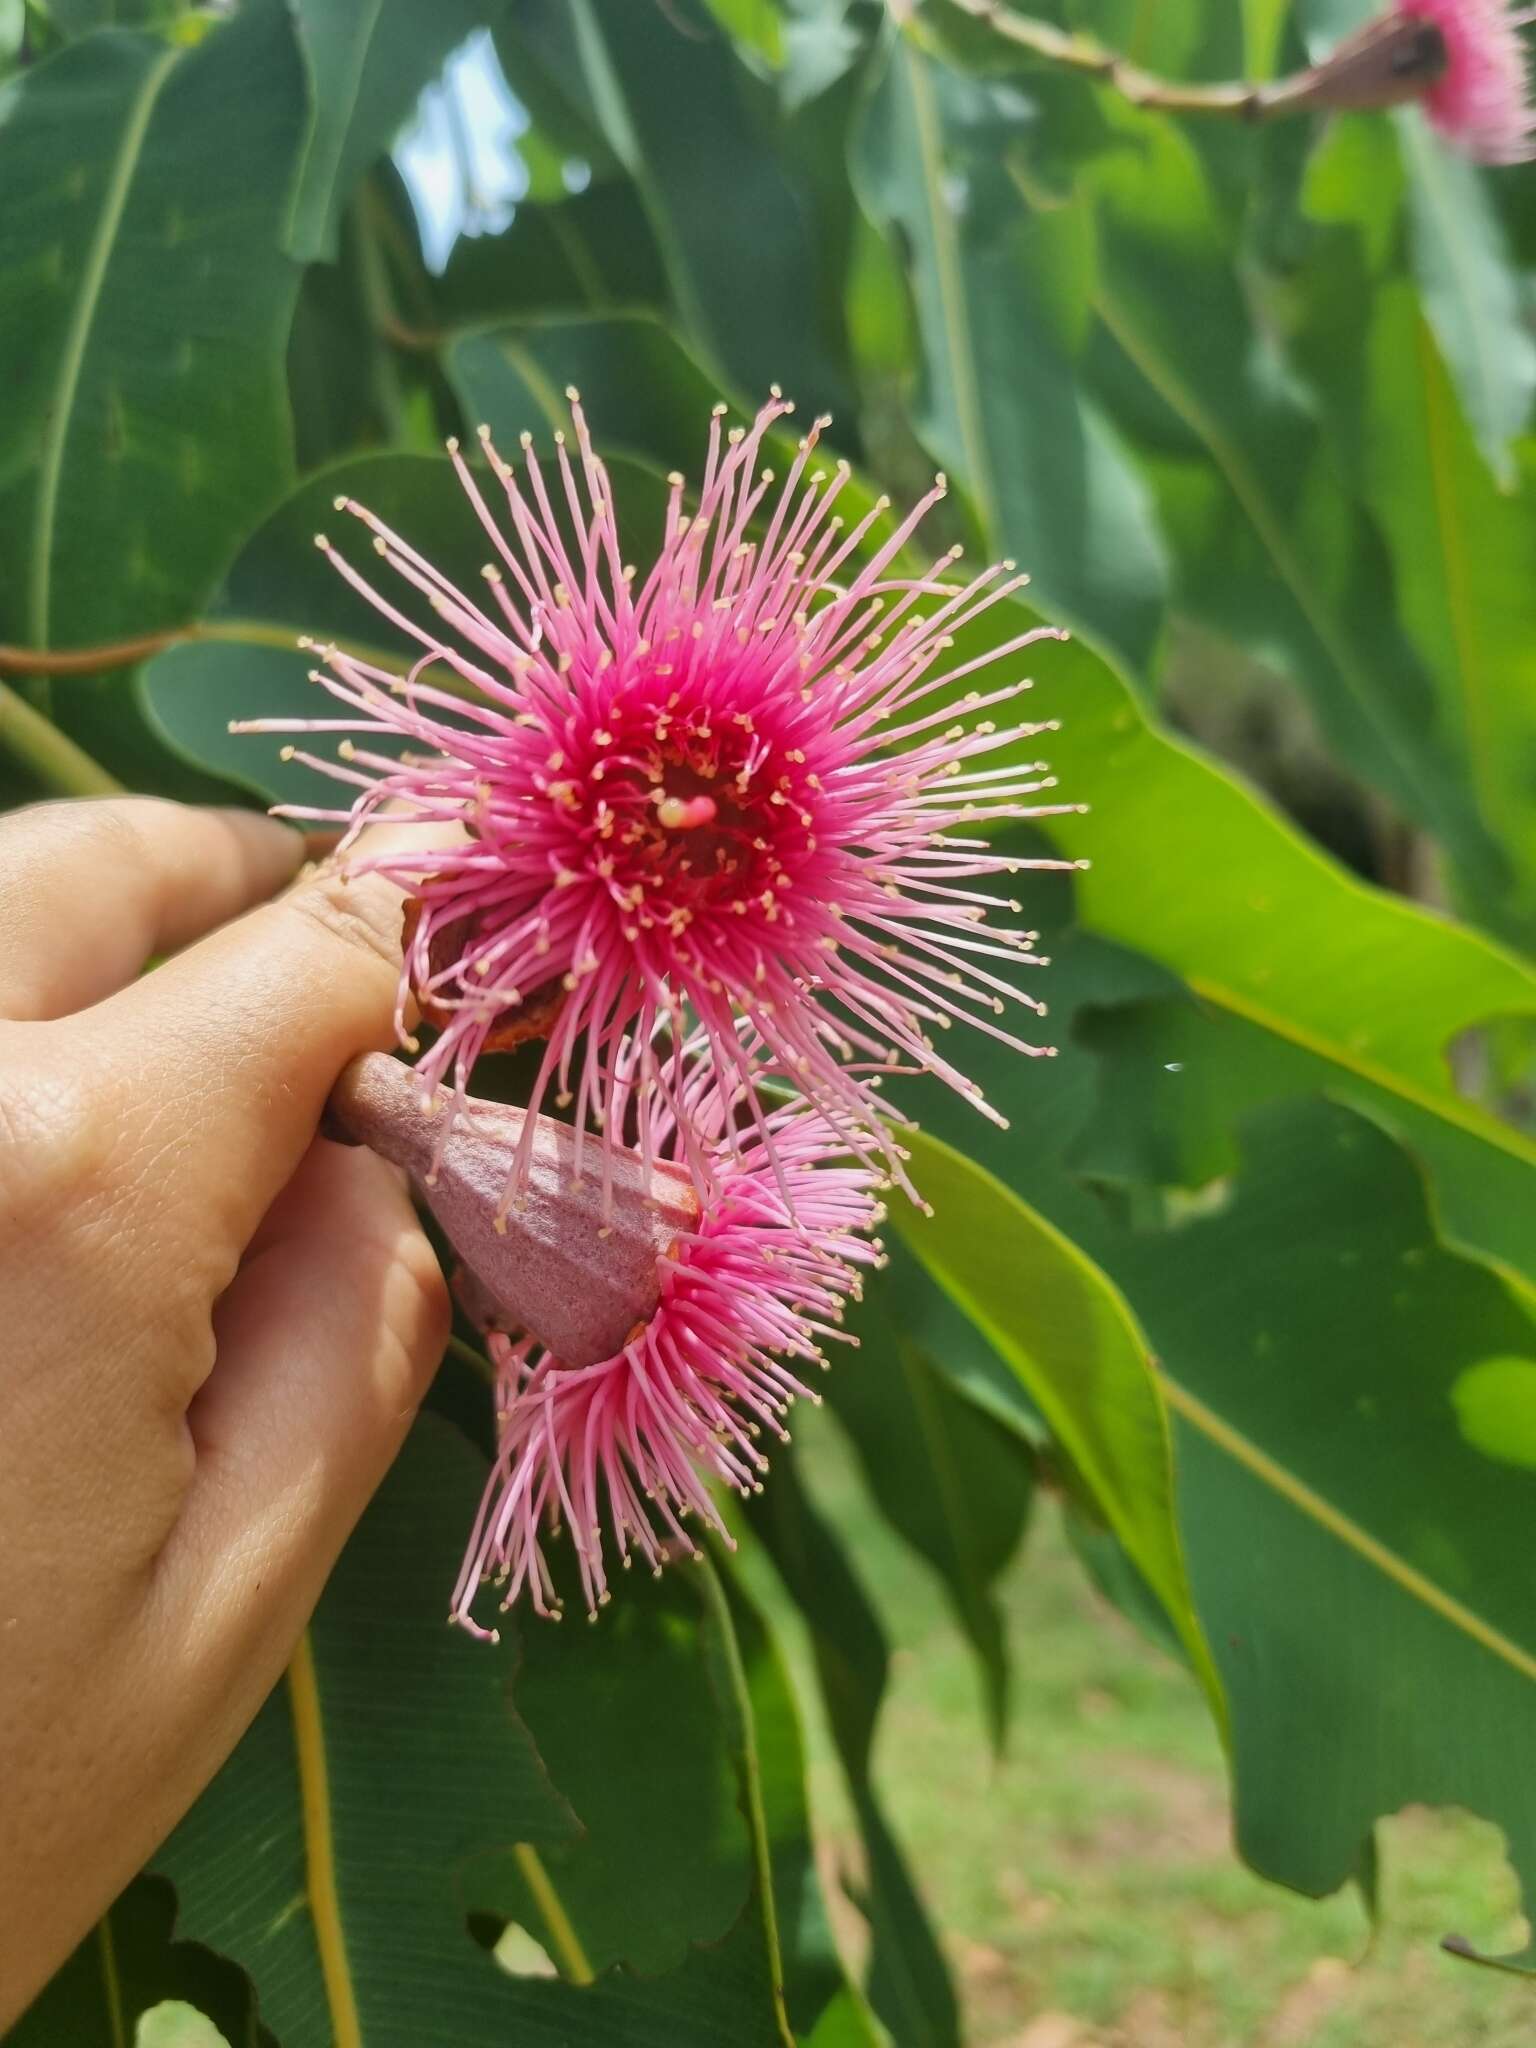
927,0,1445,123
0,629,184,676
0,680,123,797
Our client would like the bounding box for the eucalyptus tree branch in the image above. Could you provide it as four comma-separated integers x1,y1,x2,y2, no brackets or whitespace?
928,0,1448,124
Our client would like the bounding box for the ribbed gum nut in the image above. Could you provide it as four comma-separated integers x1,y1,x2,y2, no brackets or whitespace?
328,1053,699,1368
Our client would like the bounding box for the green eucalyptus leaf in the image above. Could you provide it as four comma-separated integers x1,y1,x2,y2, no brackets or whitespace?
699,0,785,72
852,28,1168,677
447,311,724,473
1362,282,1536,947
11,1879,265,2048
152,1420,860,2043
139,449,672,807
894,915,1536,1956
1111,1099,1536,1968
429,181,667,328
1397,118,1536,486
155,1418,582,2046
508,0,855,418
446,311,891,536
1241,0,1293,77
802,1988,893,2048
463,1569,753,1979
1296,0,1536,479
891,1126,1222,1715
900,598,1536,1276
134,2005,232,2048
1070,97,1511,905
779,0,865,114
1074,991,1536,1281
0,1,304,654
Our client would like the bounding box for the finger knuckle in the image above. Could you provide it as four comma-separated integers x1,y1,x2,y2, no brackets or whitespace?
9,796,156,872
284,870,405,982
0,1043,119,1229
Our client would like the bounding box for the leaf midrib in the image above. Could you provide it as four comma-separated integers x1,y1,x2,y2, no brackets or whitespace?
696,1557,797,2048
287,1630,362,2048
288,0,385,258
1412,308,1491,824
1161,1371,1536,1685
96,1909,127,2048
1091,275,1454,839
1184,971,1536,1171
898,35,1000,539
29,41,180,650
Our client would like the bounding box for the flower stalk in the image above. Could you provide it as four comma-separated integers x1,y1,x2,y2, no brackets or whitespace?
928,0,1535,162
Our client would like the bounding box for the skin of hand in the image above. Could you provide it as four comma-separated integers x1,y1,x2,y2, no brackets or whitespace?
0,797,452,2026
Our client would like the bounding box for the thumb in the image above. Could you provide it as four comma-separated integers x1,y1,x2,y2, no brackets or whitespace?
160,1140,450,1674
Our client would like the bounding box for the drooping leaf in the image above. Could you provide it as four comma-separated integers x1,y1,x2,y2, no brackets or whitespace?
1361,283,1536,947
746,1452,960,2048
507,0,856,418
829,1270,1033,1749
891,1126,1222,1714
463,1568,754,1979
852,28,1168,676
285,0,511,265
0,2,305,655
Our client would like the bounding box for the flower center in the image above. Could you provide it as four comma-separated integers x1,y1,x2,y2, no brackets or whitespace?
565,685,822,925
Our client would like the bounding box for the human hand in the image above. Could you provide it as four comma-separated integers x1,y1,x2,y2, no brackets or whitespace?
0,798,451,2025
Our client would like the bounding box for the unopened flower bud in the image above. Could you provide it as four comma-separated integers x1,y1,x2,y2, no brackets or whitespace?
327,1053,697,1368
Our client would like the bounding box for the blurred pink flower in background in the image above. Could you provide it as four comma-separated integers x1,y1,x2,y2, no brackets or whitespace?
1400,0,1535,159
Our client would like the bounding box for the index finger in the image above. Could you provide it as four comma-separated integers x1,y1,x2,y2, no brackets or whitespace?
71,823,447,1275
0,798,305,1021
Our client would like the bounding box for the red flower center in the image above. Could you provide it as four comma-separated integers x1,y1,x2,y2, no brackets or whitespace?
554,669,825,927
